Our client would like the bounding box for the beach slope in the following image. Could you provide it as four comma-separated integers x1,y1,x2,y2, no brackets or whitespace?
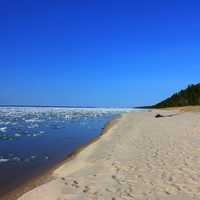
18,110,200,200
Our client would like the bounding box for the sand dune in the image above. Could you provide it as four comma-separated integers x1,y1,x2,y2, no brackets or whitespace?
18,110,200,200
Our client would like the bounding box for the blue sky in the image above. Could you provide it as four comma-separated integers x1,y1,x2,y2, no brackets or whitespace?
0,0,200,107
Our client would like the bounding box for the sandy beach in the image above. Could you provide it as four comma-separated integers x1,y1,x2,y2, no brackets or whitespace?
17,110,200,200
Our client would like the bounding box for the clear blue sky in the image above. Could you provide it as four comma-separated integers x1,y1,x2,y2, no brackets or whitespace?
0,0,200,107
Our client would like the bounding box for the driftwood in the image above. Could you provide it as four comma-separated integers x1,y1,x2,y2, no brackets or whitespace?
155,113,179,118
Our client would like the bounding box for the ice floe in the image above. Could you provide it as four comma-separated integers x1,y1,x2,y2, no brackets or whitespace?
0,127,7,132
0,158,9,163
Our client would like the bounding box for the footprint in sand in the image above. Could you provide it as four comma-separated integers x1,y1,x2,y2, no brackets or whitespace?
83,185,90,193
71,180,79,188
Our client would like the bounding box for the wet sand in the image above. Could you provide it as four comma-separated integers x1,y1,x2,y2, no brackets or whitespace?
18,110,200,200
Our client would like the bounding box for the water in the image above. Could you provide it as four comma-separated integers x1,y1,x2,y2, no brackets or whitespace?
0,107,132,196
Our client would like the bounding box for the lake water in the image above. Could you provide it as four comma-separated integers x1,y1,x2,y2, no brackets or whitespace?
0,107,132,197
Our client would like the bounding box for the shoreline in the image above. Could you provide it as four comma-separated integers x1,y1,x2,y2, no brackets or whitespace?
2,115,121,200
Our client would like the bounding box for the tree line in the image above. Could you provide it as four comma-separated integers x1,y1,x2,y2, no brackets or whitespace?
151,83,200,108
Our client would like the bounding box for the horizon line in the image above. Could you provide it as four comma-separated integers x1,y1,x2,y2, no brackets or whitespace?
0,104,134,109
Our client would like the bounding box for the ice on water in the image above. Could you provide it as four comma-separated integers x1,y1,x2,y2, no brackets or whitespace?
0,107,133,164
0,107,132,141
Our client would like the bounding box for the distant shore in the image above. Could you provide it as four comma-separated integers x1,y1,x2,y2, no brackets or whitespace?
15,108,200,200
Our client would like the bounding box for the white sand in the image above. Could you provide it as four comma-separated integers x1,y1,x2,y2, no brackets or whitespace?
18,110,200,200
